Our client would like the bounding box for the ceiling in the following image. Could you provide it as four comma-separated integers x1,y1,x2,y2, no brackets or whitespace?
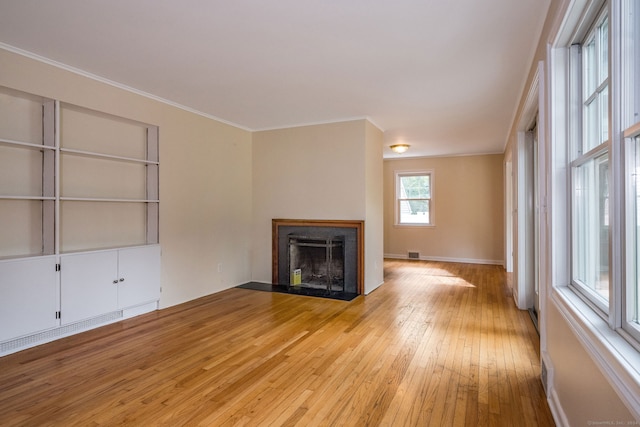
0,0,550,158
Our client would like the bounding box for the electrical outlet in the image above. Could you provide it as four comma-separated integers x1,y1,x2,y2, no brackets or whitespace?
217,263,222,273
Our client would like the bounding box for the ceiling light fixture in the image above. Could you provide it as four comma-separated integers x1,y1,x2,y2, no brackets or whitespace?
390,144,410,154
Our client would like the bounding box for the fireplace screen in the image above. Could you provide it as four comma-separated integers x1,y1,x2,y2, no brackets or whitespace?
288,234,345,293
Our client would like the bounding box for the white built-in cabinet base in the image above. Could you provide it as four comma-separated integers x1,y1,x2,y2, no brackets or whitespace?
0,245,160,356
0,256,58,342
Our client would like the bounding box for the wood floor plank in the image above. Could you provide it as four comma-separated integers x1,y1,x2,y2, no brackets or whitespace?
0,260,554,426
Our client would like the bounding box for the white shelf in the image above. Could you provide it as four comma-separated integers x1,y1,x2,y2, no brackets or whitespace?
0,137,55,151
0,195,56,200
1,88,159,259
60,197,159,203
60,148,159,165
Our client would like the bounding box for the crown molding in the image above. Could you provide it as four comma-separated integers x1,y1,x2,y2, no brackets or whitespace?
0,43,252,132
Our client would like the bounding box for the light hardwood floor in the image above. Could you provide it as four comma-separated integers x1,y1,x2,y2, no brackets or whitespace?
0,260,554,426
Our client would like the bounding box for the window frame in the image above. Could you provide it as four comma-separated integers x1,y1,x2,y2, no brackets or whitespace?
621,0,640,344
570,144,611,313
624,131,640,343
394,170,435,227
568,5,612,317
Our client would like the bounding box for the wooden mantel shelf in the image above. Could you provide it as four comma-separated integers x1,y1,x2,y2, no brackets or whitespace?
272,219,364,294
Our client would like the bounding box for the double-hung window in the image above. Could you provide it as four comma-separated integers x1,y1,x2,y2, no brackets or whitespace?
571,8,610,311
565,0,640,343
395,171,434,226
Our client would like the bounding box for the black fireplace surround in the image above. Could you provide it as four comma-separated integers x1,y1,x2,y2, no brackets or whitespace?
273,219,363,295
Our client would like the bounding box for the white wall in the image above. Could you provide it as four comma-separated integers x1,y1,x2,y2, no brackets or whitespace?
0,48,254,308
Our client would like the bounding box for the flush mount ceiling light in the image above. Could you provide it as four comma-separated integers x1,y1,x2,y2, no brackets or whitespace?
390,144,410,154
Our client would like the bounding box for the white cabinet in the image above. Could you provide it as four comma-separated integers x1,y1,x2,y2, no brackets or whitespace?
60,246,160,324
60,251,119,324
117,246,161,309
0,257,58,342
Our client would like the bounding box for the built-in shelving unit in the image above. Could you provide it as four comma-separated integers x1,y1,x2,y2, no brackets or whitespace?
58,102,159,252
0,86,161,356
0,88,56,259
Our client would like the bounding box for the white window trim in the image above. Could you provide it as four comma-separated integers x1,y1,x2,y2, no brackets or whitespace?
567,4,612,317
623,129,640,343
621,0,640,347
394,170,435,227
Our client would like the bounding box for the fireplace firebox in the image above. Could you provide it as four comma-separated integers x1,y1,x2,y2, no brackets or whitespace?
288,234,345,293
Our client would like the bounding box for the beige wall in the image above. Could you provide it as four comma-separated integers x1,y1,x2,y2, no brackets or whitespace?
0,48,253,308
364,121,385,292
546,304,634,423
251,119,384,293
384,154,504,264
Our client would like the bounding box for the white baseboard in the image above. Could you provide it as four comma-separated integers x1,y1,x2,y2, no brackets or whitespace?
548,387,569,427
384,253,504,266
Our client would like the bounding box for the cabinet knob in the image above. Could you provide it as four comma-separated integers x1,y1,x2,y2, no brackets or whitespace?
119,278,125,282
113,280,118,284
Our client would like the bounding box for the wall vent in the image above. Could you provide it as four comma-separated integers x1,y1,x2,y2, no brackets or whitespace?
408,251,420,259
0,310,123,356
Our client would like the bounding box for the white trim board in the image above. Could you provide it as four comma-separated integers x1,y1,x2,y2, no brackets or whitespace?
384,253,504,266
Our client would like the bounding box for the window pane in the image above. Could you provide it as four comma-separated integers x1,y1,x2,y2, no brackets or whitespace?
584,35,596,96
582,14,609,154
585,99,599,152
600,85,609,144
399,200,430,224
599,18,609,85
400,175,430,198
573,152,610,302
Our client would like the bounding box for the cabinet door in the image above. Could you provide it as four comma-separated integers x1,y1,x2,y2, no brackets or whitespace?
60,251,118,324
0,257,58,342
117,245,160,309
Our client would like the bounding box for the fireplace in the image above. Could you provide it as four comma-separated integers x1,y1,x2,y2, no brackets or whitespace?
288,234,345,292
273,219,364,295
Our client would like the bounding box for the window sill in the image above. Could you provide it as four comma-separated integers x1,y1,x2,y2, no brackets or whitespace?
552,286,640,418
394,223,435,228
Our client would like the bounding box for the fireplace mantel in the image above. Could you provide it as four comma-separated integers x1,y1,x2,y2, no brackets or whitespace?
272,219,364,294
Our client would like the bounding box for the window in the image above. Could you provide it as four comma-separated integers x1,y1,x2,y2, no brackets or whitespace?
395,171,433,226
549,0,640,408
563,0,640,341
570,7,610,311
572,152,610,305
